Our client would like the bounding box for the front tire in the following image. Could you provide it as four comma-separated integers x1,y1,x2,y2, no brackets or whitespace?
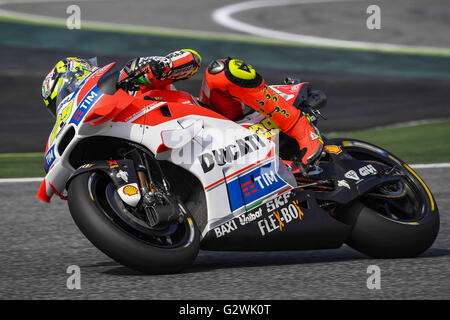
67,171,200,274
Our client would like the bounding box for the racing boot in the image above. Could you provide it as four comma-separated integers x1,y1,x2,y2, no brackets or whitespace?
200,58,324,166
285,114,324,166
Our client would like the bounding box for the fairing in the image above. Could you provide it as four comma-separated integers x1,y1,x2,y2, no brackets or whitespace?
37,64,300,239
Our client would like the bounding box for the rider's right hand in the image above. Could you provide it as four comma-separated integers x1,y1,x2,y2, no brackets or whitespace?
148,59,167,80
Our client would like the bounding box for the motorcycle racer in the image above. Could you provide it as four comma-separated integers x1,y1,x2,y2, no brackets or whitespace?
41,50,324,166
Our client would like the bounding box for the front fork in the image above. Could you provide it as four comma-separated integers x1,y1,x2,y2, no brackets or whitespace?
131,150,155,195
129,149,184,227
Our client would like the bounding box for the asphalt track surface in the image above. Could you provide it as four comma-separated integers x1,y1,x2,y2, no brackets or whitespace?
0,168,448,299
2,0,450,48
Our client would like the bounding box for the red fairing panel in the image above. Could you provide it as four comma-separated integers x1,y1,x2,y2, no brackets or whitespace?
271,83,307,102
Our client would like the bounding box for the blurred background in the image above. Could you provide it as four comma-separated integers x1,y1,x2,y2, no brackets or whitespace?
0,0,449,168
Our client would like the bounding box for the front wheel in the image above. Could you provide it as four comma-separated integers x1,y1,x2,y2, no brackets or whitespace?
67,171,200,274
329,138,440,258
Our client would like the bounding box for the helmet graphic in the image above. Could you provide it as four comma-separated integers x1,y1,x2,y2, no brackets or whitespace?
42,57,97,117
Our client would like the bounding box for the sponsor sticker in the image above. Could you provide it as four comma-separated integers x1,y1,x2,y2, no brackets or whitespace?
123,185,138,196
69,86,102,125
116,170,129,183
108,160,119,169
337,179,351,189
324,145,342,155
359,164,377,176
212,191,304,239
248,118,280,139
198,134,267,173
227,161,288,212
214,219,238,238
117,183,141,207
257,199,304,236
44,145,56,173
344,170,360,181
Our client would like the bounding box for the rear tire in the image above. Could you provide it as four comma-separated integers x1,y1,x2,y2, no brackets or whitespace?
329,138,440,258
67,171,200,274
344,201,439,258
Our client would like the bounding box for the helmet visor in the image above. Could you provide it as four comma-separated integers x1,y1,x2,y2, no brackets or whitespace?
55,58,97,109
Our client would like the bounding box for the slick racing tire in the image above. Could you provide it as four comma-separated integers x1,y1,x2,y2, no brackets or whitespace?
67,171,200,274
329,138,440,258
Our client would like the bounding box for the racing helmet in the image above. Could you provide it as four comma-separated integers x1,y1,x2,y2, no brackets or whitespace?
42,57,97,117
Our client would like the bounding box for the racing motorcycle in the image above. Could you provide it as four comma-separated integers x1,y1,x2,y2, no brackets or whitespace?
37,62,440,274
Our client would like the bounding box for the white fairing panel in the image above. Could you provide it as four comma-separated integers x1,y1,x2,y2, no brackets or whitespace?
140,115,296,236
41,65,295,239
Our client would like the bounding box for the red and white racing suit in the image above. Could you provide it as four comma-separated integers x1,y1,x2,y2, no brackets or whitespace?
119,50,323,165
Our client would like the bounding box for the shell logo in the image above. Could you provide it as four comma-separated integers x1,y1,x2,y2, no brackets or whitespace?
123,185,138,196
324,145,342,155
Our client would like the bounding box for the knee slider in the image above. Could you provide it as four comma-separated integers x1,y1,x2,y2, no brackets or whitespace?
207,59,226,74
225,58,262,88
207,58,263,88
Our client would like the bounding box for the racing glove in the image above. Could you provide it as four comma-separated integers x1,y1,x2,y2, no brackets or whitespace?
123,49,201,90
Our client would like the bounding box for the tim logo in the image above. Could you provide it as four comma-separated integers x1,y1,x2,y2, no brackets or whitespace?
69,86,102,125
44,145,56,173
241,171,279,197
253,170,279,189
227,162,288,212
241,179,258,197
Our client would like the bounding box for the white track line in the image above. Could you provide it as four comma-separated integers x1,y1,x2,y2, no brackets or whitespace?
1,163,449,183
0,177,43,183
410,163,450,169
212,0,450,53
1,0,450,55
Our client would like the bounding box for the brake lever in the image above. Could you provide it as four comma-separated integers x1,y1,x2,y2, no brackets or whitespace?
314,109,327,120
117,67,147,90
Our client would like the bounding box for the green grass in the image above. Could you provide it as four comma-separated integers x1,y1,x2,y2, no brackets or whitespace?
0,153,45,178
327,119,450,164
0,120,449,178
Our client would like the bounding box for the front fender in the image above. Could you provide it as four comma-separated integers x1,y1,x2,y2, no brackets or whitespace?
66,159,142,206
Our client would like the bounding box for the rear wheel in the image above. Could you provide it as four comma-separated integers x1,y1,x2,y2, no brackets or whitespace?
68,171,200,274
329,138,440,258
